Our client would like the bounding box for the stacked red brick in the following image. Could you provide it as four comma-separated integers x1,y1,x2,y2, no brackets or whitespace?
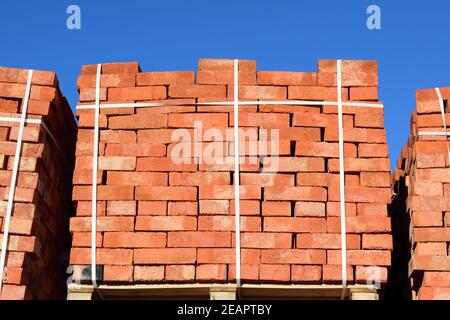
70,58,392,287
0,67,77,299
392,87,450,300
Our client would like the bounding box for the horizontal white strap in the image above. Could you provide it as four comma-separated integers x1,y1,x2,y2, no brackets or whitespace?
0,116,41,124
418,131,450,136
76,100,384,110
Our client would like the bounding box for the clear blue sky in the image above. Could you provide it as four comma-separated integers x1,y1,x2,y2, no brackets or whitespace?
1,0,449,170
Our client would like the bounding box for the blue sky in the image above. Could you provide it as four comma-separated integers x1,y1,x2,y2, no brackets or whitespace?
1,0,449,169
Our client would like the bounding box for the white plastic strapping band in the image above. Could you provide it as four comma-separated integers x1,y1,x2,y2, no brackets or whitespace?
337,60,348,299
233,59,241,287
0,70,33,293
91,64,101,288
435,88,450,164
76,100,383,110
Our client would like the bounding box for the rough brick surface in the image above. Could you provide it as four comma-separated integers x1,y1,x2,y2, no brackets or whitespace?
391,86,450,300
69,58,391,288
0,67,77,299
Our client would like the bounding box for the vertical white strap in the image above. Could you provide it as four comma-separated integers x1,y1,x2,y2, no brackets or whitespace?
337,60,348,299
91,64,101,287
233,59,241,287
435,88,450,165
0,70,33,293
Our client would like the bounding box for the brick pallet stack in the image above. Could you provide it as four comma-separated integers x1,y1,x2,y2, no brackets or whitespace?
70,58,392,289
0,67,77,299
391,87,450,300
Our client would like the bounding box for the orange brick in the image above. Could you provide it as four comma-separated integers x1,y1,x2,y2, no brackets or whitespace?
134,266,164,282
107,172,167,186
135,186,197,201
362,234,393,250
291,265,322,283
265,186,327,201
169,85,226,98
258,71,317,86
264,217,326,233
261,249,326,264
260,264,290,282
108,86,166,101
134,248,196,264
288,86,337,100
137,71,194,85
261,201,291,216
196,264,227,282
103,232,166,248
166,265,195,281
103,265,133,282
296,234,360,249
167,231,231,247
135,216,197,231
240,233,292,249
349,87,378,100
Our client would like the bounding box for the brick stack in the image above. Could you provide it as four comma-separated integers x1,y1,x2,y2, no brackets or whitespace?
70,58,392,288
391,87,450,300
0,67,77,299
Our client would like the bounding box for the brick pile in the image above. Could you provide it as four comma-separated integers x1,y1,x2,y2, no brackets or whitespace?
391,87,450,300
0,67,77,299
70,58,392,287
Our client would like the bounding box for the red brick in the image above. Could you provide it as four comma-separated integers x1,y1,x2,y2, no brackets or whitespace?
134,248,196,264
362,234,393,250
350,87,378,100
109,86,166,101
327,216,391,233
70,217,134,232
358,144,388,157
413,228,450,242
291,265,322,283
322,265,354,283
77,73,135,89
98,156,136,170
197,248,260,264
168,202,198,216
261,249,326,264
198,216,261,232
103,265,133,282
169,85,226,98
167,231,231,247
137,71,194,85
258,71,317,86
109,114,167,129
262,201,291,216
415,243,447,256
288,86,337,100
327,250,391,266
135,216,197,231
105,143,166,157
240,233,292,249
196,264,227,282
82,62,140,75
107,172,167,186
70,248,133,265
198,70,255,85
134,266,164,282
199,185,260,200
360,172,391,187
234,86,286,100
169,172,229,186
294,202,326,217
260,264,290,282
264,217,326,233
355,266,388,283
136,158,197,172
166,265,195,281
72,186,134,201
103,232,166,248
263,157,325,173
423,272,450,287
296,234,360,249
137,201,167,216
135,186,197,201
265,186,327,201
411,211,443,227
